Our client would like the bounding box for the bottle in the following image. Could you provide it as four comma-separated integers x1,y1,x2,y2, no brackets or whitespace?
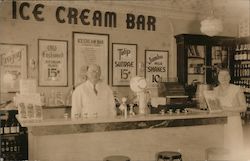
9,140,14,152
16,121,20,133
1,139,5,152
242,64,245,77
0,120,3,135
119,97,127,118
13,140,18,152
234,64,237,77
239,44,244,60
246,64,250,77
247,44,250,60
3,120,10,134
235,45,239,60
5,139,9,152
240,64,243,77
243,44,248,60
245,64,248,77
16,139,20,152
10,119,17,134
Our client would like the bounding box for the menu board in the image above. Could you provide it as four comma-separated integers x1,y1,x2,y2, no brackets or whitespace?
73,32,109,86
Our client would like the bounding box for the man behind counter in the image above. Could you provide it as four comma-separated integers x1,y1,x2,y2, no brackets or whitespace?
71,64,116,119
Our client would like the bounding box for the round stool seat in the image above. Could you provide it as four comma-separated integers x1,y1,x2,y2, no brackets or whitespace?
156,151,182,161
103,155,130,161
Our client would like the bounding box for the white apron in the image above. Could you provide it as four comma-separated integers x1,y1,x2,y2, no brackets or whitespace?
215,85,244,152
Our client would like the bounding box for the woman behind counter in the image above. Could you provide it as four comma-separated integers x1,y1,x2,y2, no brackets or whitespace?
214,69,247,154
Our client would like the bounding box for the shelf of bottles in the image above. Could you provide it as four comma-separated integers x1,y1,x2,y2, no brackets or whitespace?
0,110,28,161
232,40,250,111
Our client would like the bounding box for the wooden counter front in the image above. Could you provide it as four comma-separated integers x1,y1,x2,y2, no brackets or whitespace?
17,110,228,161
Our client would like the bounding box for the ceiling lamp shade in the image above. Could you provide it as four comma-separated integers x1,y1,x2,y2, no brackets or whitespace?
200,16,223,36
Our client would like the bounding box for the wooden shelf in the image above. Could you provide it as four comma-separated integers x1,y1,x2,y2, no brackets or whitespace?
188,56,204,59
234,60,250,62
1,133,20,137
1,151,22,154
233,77,250,80
188,73,204,75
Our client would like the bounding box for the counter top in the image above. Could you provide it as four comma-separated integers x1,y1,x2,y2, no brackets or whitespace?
17,109,226,127
16,109,229,135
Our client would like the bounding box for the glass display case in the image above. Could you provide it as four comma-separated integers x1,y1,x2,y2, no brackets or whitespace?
175,34,234,86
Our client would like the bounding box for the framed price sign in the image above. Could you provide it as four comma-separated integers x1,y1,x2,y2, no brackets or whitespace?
112,43,137,86
73,32,109,86
0,43,27,93
38,39,68,86
145,50,169,88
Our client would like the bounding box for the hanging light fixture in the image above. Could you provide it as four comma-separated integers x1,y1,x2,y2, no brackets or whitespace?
200,0,223,36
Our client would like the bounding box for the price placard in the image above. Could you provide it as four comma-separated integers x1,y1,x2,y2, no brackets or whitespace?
73,32,109,86
38,39,68,86
145,50,169,88
112,43,137,86
0,43,27,92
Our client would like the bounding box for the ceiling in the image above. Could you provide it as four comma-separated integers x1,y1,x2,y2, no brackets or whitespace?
105,0,249,18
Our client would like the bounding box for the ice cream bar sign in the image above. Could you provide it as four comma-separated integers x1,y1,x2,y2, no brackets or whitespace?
112,43,137,86
11,1,156,31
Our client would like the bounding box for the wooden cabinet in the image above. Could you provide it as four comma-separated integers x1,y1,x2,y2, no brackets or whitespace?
0,109,28,161
175,34,235,86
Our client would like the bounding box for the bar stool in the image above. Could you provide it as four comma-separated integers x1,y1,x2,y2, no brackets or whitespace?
156,151,182,161
205,147,230,161
103,155,130,161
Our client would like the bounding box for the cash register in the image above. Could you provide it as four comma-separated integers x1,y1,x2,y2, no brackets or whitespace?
150,82,192,114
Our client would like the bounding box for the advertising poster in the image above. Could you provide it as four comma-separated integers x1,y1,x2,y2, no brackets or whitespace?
112,43,137,86
73,32,109,86
0,43,27,93
38,39,68,86
145,50,169,88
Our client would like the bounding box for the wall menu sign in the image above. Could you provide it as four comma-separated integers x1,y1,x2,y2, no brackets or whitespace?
73,32,109,86
145,50,169,88
38,39,68,86
0,43,27,93
112,43,137,86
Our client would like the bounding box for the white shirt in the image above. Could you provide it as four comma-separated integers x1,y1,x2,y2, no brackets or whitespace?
214,84,246,110
71,80,116,118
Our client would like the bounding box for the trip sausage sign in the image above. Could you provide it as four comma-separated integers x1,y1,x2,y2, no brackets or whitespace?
145,50,169,88
112,43,137,86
